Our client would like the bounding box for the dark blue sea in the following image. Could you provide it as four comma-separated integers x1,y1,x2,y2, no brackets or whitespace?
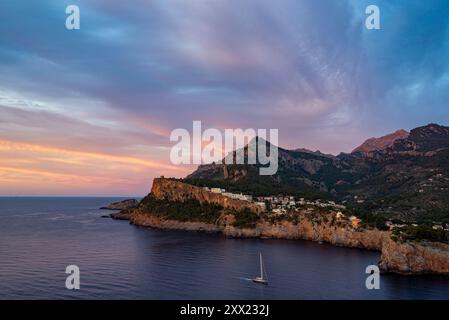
0,197,448,299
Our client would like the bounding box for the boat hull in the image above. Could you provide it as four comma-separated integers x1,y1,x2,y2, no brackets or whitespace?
252,278,268,285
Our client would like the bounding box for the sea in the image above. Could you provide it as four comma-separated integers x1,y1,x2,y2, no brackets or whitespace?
0,197,448,299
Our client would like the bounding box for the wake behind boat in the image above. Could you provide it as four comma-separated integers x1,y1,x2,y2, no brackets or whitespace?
253,253,268,285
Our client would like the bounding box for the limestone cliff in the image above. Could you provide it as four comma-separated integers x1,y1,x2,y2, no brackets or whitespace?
130,207,387,249
379,238,449,275
151,178,262,214
127,178,449,275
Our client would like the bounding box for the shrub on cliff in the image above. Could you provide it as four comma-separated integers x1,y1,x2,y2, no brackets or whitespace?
347,209,389,231
233,208,260,229
138,195,223,224
393,225,449,244
182,177,331,199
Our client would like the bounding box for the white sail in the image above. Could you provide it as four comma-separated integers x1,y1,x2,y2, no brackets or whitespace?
253,252,268,284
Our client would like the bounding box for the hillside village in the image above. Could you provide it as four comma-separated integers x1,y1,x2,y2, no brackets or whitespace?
200,185,449,232
202,186,364,228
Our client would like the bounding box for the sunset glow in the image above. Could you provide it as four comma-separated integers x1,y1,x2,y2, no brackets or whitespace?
1,0,449,195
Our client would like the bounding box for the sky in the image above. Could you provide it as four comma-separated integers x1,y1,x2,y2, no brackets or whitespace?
0,0,449,196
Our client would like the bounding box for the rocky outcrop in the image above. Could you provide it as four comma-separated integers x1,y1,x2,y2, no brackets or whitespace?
130,207,387,250
125,178,449,275
101,199,139,210
379,238,449,275
352,129,409,153
110,212,132,220
130,211,221,233
131,208,449,275
258,219,387,250
151,178,262,214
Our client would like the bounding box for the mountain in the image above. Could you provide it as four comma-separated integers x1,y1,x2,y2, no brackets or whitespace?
186,137,345,199
393,123,449,153
353,129,409,153
185,124,449,223
344,124,449,222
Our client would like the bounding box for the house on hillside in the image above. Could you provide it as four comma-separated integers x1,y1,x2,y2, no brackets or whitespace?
211,188,224,194
336,211,345,219
349,216,362,228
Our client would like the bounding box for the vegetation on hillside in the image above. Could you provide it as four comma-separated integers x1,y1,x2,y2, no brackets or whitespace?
344,205,389,230
392,224,449,244
185,124,449,227
139,195,223,224
182,175,331,199
232,208,259,229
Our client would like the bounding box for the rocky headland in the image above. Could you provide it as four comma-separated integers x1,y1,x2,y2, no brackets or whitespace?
101,198,139,219
117,178,449,275
100,198,139,210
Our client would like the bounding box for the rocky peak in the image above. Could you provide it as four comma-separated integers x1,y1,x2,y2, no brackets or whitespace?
409,123,449,139
393,123,449,152
352,129,410,153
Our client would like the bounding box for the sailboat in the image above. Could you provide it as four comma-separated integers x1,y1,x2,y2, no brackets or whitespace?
252,252,268,285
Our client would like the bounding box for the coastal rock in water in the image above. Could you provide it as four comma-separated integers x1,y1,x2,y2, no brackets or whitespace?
100,199,139,210
379,238,449,275
110,212,132,220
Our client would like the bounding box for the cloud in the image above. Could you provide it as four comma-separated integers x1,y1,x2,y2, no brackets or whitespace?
0,0,448,194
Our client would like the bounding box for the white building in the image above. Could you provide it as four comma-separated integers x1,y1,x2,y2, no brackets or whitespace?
222,192,252,202
336,211,345,219
255,202,266,211
272,208,286,215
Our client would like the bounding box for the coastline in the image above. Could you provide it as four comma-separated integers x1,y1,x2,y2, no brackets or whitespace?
113,210,449,276
110,178,449,276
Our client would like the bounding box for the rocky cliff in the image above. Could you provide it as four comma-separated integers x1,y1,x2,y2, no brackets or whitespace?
126,178,449,275
151,178,263,214
100,198,139,210
379,238,449,275
130,209,387,248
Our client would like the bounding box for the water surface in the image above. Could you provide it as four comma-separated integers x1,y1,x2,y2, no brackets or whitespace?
0,197,448,299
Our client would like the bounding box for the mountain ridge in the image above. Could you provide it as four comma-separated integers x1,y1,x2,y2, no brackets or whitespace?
186,123,449,223
352,129,410,153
